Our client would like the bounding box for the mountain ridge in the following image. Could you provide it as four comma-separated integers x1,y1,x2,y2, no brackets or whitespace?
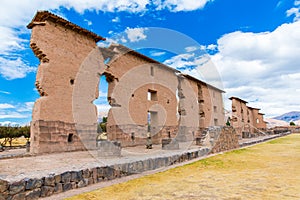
273,111,300,122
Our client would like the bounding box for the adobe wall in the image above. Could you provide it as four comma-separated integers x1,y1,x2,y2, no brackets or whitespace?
28,11,105,154
105,48,180,146
230,97,267,138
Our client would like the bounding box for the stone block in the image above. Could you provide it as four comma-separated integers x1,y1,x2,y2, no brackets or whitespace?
77,180,87,188
0,179,9,193
82,169,90,179
40,186,54,197
0,190,11,200
63,183,72,192
9,180,25,195
61,172,71,183
44,176,55,186
11,192,25,200
25,188,41,200
25,178,42,190
71,182,77,189
91,168,98,183
71,171,82,183
54,183,63,193
54,174,61,183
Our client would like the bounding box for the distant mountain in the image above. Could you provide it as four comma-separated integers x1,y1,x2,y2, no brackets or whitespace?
264,118,288,128
273,111,300,122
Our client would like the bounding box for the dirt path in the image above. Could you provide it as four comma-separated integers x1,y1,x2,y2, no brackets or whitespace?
66,134,300,200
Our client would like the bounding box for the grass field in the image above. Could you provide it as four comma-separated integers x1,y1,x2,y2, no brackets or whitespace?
67,134,300,200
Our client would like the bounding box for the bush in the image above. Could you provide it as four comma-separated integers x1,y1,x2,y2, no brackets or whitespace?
290,121,296,126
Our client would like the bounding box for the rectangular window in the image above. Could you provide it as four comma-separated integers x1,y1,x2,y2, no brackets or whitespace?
214,119,218,126
213,106,217,113
150,66,154,76
148,89,157,101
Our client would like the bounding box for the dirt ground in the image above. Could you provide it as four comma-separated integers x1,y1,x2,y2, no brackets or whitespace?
67,134,300,200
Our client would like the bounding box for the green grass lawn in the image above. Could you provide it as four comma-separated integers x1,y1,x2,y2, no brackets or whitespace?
67,134,300,200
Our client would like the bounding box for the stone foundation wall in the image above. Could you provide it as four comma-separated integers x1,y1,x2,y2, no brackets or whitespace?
30,120,97,154
107,125,178,147
0,147,210,200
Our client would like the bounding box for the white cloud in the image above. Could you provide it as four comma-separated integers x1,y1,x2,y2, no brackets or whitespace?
150,51,166,57
84,19,92,26
125,27,148,42
98,91,107,98
0,0,212,80
0,90,11,95
210,21,300,117
153,0,212,12
0,103,15,109
0,57,36,79
0,111,28,119
112,16,120,23
17,102,34,112
0,121,20,126
287,0,300,21
163,53,195,69
185,46,198,52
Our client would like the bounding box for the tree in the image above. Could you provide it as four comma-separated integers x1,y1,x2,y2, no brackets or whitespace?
290,121,296,126
0,125,31,146
226,117,231,126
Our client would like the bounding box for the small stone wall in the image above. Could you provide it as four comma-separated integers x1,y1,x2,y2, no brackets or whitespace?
207,126,240,154
0,147,210,200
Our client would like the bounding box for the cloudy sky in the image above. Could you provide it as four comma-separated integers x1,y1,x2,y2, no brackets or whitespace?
0,0,299,125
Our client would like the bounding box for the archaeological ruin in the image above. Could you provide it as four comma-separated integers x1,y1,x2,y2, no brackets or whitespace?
0,10,293,200
27,11,227,154
229,97,267,138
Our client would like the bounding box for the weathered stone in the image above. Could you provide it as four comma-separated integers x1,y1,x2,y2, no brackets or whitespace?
63,183,72,192
25,178,43,190
71,171,82,183
61,172,71,183
54,174,61,183
0,191,9,200
71,182,77,189
77,179,87,188
44,176,55,186
40,186,54,197
25,188,41,200
91,168,98,183
54,183,63,194
82,169,90,179
87,177,94,185
0,179,9,193
11,192,25,200
9,180,25,195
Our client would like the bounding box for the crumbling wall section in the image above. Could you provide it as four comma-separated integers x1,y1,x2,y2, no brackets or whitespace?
210,127,240,153
28,11,105,154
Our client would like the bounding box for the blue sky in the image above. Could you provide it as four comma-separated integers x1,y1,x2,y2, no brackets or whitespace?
0,0,300,125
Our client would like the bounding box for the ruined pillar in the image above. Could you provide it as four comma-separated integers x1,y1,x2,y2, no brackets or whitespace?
27,11,105,154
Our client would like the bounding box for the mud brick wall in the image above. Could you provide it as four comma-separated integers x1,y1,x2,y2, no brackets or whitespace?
27,11,105,154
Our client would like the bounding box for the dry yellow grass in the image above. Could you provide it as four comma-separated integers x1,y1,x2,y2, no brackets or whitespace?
67,134,300,200
0,137,28,146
